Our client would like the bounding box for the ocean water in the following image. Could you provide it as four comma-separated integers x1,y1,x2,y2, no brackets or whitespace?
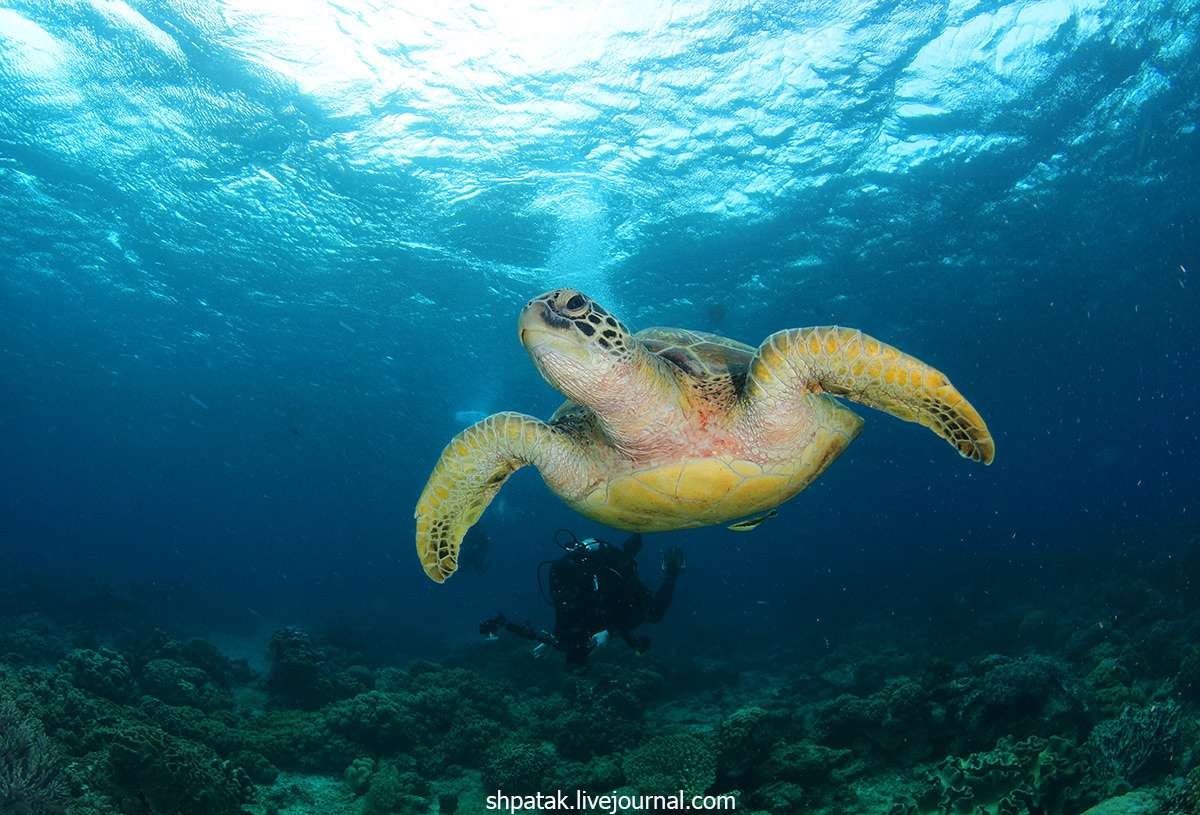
1,1,1198,813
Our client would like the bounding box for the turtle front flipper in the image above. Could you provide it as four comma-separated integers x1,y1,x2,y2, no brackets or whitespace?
743,327,994,464
415,411,584,583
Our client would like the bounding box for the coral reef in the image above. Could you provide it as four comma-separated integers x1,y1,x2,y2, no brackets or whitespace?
890,734,1095,815
759,741,853,787
481,741,555,795
267,627,335,710
814,678,933,759
1175,646,1200,702
713,706,775,782
948,653,1093,753
0,699,69,815
622,733,716,797
324,690,422,754
6,529,1200,815
363,760,431,815
59,647,134,702
107,724,253,815
1087,660,1139,716
141,657,234,712
536,665,654,760
1084,701,1182,794
1166,765,1200,815
0,613,73,667
345,756,376,794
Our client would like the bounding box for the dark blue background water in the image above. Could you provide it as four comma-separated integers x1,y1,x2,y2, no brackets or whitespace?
1,0,1197,660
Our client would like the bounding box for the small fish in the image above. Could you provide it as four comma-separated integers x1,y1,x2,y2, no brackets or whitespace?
728,509,777,531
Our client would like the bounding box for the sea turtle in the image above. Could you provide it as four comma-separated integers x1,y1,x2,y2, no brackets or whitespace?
415,288,994,583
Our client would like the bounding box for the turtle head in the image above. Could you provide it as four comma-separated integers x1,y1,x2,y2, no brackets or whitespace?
519,288,636,404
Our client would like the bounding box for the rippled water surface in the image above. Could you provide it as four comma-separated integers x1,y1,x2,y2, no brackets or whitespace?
1,0,1196,624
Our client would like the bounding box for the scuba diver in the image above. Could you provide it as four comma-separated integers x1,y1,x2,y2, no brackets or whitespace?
479,530,685,672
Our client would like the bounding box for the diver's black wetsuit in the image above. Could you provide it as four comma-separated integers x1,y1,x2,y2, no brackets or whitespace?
480,533,683,672
548,533,680,671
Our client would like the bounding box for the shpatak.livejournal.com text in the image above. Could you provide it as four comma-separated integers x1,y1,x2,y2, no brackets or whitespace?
486,790,738,814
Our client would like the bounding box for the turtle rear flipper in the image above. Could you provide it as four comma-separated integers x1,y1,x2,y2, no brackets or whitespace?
415,412,585,582
743,327,994,465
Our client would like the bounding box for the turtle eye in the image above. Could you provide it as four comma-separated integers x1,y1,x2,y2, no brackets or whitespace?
564,293,587,314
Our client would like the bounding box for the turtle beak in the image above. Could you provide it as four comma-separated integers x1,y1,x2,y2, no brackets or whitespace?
518,301,552,350
519,297,593,364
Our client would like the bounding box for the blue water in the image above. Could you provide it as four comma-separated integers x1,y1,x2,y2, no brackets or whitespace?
1,0,1197,661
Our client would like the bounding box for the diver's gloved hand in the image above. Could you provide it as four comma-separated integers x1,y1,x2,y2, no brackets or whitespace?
533,642,551,659
623,533,643,557
663,547,686,576
589,630,611,649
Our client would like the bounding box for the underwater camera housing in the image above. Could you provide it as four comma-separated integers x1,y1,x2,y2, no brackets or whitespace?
478,614,505,638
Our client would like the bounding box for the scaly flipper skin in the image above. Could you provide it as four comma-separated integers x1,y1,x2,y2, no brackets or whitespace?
415,290,995,584
414,411,590,582
743,327,995,464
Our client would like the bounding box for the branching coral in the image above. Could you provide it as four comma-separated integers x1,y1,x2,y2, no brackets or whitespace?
1167,765,1200,815
0,699,69,814
1084,701,1181,792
